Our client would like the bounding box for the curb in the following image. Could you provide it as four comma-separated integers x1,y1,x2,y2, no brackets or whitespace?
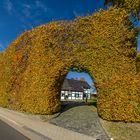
0,113,52,140
0,107,99,140
23,126,52,140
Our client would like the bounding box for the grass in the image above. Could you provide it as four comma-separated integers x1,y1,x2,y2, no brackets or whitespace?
100,119,140,140
40,112,60,122
61,96,140,140
41,96,140,140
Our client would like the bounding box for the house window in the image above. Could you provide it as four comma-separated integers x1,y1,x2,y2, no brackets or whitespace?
68,93,72,97
72,94,75,97
75,93,79,97
61,93,65,97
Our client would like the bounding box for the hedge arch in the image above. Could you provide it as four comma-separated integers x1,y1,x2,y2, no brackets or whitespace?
0,7,140,122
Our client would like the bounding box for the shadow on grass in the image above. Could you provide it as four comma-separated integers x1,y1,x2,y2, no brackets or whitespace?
60,100,97,113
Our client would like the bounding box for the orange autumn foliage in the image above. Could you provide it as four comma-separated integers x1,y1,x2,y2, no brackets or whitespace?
0,7,139,122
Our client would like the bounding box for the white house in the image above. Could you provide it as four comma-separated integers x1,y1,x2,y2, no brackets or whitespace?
61,78,91,100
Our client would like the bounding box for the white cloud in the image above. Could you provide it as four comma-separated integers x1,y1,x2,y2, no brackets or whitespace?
15,1,54,30
23,7,31,18
22,1,49,18
23,4,31,9
0,43,5,51
21,3,33,18
35,0,48,12
0,44,3,48
73,11,79,17
4,0,13,14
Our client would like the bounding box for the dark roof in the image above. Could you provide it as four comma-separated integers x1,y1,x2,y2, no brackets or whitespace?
61,78,91,92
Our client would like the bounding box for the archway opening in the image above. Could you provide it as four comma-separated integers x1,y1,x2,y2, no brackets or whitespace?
60,68,97,108
49,69,108,139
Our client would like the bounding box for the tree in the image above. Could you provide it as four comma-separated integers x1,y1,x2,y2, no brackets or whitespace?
104,0,125,6
136,27,140,34
80,77,86,81
104,0,140,37
104,0,140,20
136,52,140,72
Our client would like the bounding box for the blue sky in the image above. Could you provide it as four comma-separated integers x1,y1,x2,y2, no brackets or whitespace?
0,0,139,52
0,0,140,84
0,0,105,51
66,71,93,86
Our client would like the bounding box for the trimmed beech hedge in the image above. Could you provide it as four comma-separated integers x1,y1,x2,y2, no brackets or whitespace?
0,7,140,122
137,53,140,72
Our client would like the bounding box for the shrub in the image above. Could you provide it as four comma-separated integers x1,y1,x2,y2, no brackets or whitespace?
0,7,139,122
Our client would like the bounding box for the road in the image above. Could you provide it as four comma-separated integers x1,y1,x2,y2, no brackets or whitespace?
0,120,29,140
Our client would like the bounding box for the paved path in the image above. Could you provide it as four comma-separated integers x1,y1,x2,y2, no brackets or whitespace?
0,107,96,140
0,120,29,140
49,102,109,140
